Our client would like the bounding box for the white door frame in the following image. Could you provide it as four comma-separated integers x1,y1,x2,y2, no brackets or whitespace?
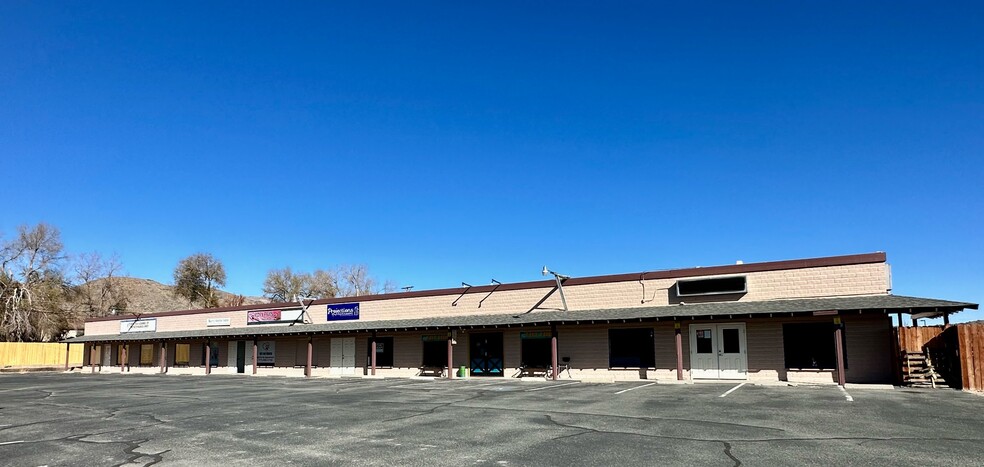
689,323,748,380
330,337,356,375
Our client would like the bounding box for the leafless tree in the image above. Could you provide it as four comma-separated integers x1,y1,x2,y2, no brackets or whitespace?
0,223,70,341
306,269,340,299
71,252,128,317
262,267,308,302
173,253,227,308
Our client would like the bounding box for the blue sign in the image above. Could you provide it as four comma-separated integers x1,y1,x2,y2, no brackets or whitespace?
327,303,360,321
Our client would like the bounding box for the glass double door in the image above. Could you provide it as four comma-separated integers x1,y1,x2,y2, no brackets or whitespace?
469,332,504,377
689,323,748,380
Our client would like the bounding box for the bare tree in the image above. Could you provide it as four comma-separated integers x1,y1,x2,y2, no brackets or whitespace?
262,267,308,302
0,223,70,341
71,252,128,317
263,267,339,302
306,269,339,299
173,253,226,308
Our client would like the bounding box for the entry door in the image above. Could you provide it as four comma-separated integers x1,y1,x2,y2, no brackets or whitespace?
236,341,246,374
330,337,356,375
689,323,747,380
469,332,504,377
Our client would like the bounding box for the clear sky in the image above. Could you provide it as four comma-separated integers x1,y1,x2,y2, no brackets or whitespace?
1,2,981,322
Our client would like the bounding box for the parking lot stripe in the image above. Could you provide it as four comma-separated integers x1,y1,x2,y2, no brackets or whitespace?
614,382,656,394
838,385,854,402
526,381,579,392
719,382,746,398
0,440,24,446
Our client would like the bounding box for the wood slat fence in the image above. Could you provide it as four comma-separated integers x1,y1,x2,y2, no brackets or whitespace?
0,342,83,368
896,323,984,391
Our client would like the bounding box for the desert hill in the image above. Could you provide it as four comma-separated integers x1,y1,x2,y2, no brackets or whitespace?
89,277,267,315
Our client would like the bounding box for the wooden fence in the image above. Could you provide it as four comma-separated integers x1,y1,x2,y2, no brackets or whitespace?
957,324,984,392
897,326,944,353
0,342,83,368
895,323,984,392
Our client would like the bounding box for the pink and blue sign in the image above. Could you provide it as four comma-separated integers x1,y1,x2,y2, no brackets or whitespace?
327,303,360,321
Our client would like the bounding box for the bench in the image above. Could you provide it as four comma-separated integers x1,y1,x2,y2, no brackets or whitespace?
517,365,549,378
418,366,446,377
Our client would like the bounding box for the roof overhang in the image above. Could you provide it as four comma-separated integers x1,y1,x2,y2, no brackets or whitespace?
64,294,977,344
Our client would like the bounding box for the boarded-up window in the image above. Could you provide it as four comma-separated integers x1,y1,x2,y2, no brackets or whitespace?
174,344,191,365
140,344,154,365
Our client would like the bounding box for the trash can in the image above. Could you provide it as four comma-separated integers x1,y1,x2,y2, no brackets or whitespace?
458,366,467,378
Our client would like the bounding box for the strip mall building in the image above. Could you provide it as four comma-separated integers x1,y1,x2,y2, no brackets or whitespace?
66,253,977,385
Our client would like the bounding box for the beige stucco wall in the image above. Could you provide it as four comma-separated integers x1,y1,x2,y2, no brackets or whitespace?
84,262,889,336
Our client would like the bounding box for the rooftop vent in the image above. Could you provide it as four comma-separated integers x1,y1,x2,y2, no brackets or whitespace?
676,276,747,297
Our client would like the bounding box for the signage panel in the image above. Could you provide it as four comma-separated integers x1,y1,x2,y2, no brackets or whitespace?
421,334,447,342
206,317,231,327
520,331,550,340
327,303,360,321
257,341,275,364
120,318,157,333
248,310,282,324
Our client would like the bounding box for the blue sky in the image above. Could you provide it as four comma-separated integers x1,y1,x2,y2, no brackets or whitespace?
1,2,981,322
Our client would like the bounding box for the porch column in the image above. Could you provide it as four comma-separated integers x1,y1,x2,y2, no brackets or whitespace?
305,337,313,378
943,312,951,328
447,331,454,380
64,343,70,371
90,344,96,373
551,324,559,381
205,341,212,375
675,322,684,381
252,340,258,375
370,331,377,376
896,312,903,328
125,344,130,372
120,344,126,372
834,318,846,386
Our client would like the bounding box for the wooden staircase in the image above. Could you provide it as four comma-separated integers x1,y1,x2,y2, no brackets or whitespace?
901,351,944,388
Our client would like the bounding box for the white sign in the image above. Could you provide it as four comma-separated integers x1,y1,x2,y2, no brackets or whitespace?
257,341,275,365
206,317,231,327
120,318,157,333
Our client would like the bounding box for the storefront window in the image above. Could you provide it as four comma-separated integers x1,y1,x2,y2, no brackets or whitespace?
608,328,655,368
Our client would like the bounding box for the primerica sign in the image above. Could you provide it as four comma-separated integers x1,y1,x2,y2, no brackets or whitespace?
327,303,359,321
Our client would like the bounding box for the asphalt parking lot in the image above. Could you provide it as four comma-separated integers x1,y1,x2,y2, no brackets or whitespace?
1,374,982,466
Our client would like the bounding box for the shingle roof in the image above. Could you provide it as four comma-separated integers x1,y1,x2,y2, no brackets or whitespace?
63,294,976,343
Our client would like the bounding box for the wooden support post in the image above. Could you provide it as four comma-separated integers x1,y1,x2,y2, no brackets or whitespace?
370,331,377,376
205,342,212,375
120,344,126,372
675,323,684,381
252,340,258,375
896,312,904,328
306,337,313,378
834,318,846,386
124,344,130,372
64,343,70,371
159,342,167,374
90,344,96,373
447,332,454,380
943,312,951,328
551,324,559,381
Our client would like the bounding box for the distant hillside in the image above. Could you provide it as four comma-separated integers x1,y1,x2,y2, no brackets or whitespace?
87,277,267,316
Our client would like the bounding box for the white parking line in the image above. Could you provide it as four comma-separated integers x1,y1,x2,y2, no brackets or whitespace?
614,382,656,394
838,385,854,402
0,440,24,446
526,381,579,392
719,382,746,398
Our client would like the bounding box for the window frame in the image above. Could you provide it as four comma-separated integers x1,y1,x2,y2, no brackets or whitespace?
608,328,656,369
782,322,848,370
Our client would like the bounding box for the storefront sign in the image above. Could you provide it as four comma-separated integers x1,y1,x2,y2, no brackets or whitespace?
257,341,275,364
327,303,359,321
247,309,304,325
120,318,156,333
421,334,447,342
206,317,231,327
520,331,550,340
